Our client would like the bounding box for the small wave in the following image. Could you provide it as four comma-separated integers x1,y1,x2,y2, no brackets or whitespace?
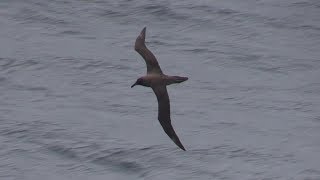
0,58,42,73
291,1,320,8
47,144,80,159
13,7,70,26
59,30,83,35
45,143,162,174
140,3,187,21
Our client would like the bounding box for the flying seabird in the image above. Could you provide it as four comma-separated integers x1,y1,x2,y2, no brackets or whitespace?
131,27,188,151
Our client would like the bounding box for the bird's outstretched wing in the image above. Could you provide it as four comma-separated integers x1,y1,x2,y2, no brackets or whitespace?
152,85,186,151
135,27,163,74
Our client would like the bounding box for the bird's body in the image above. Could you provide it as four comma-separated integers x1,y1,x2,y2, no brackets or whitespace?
131,27,188,151
136,74,188,87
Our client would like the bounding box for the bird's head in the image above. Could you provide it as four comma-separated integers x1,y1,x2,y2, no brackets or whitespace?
131,77,144,88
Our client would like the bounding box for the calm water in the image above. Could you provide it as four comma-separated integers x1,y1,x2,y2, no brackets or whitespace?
0,0,320,179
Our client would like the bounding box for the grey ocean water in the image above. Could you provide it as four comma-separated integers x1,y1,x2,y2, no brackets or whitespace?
0,0,320,179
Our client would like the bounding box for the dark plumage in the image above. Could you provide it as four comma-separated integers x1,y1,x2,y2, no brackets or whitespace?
131,27,188,151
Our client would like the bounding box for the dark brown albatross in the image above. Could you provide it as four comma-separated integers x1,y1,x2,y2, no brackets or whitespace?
131,27,188,151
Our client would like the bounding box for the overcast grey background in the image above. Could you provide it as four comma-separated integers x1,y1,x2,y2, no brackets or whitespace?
0,0,320,179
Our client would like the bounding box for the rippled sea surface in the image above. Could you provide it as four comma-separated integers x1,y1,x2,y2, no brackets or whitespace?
0,0,320,179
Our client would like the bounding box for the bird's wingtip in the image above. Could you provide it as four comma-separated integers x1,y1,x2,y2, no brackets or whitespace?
171,134,186,151
177,142,186,151
140,27,146,38
135,27,147,50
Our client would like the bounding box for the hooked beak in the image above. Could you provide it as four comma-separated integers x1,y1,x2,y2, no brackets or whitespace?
131,82,137,88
